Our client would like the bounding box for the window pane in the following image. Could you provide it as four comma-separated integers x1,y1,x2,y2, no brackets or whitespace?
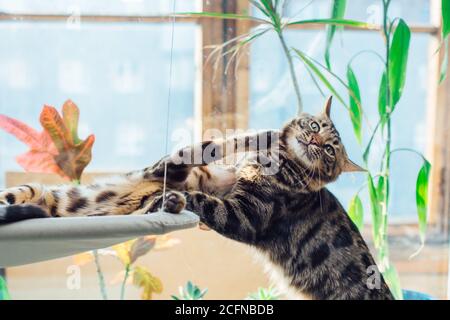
0,0,200,16
0,21,198,186
253,0,432,25
250,29,431,221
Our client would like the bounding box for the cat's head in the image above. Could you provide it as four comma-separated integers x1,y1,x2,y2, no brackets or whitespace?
282,96,364,189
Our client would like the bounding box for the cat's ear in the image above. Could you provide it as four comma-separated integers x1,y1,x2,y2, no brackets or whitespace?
342,158,366,173
322,96,333,118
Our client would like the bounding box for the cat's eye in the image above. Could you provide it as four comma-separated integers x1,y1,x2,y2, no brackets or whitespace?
324,144,335,157
309,121,320,132
299,118,308,128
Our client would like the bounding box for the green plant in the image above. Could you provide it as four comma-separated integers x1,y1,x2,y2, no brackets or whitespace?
0,275,11,300
439,0,450,82
171,281,208,300
344,0,431,299
177,0,433,299
74,235,179,300
177,0,372,114
246,286,280,300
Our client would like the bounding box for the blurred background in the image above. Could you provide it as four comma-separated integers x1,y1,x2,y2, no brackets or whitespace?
0,0,448,300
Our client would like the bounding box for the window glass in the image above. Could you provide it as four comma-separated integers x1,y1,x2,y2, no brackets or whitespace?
0,21,198,186
250,29,431,221
0,0,200,16
252,0,432,25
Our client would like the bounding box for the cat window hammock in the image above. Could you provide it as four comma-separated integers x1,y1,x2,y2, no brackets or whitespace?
0,211,199,267
0,2,201,268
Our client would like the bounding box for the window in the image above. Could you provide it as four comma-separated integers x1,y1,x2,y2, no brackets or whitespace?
249,0,436,222
0,0,448,300
0,1,200,183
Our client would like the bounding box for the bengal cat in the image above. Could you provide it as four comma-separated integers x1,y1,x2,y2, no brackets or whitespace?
0,97,393,299
0,130,274,222
167,97,394,300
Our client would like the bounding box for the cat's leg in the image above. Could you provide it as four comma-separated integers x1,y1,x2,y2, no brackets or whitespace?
130,191,186,215
0,184,53,223
0,183,47,205
144,130,280,185
182,176,274,243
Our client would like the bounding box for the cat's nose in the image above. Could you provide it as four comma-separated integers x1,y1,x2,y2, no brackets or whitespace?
310,134,323,146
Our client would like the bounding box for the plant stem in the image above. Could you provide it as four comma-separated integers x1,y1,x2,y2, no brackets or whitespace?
74,177,108,300
93,250,108,300
120,264,131,300
277,31,303,114
381,0,392,250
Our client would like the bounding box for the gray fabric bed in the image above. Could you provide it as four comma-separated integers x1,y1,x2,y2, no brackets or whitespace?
0,211,199,267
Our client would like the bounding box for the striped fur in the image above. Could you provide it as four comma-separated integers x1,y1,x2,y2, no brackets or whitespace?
0,131,276,221
179,100,394,300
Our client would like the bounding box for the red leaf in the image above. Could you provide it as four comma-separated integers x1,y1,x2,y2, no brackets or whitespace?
1,101,94,181
16,151,65,177
0,114,42,149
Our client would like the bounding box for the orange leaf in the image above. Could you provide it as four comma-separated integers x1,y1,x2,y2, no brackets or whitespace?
73,252,94,266
54,134,95,181
129,237,156,264
39,105,71,153
62,100,81,144
1,102,94,181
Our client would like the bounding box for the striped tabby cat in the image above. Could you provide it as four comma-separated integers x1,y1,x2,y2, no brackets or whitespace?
178,97,394,300
0,97,393,299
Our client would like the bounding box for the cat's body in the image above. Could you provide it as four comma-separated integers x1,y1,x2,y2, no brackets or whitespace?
0,97,394,299
0,132,264,220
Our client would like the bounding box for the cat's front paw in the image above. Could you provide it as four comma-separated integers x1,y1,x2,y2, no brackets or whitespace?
146,191,186,214
162,191,186,214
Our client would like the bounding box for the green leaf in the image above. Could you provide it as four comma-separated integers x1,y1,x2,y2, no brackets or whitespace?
187,281,194,295
442,0,450,38
439,0,450,83
378,71,388,123
287,18,376,29
382,265,403,300
416,160,431,244
348,194,364,230
367,174,382,249
362,120,381,163
293,49,347,107
250,0,270,17
376,175,389,207
439,38,449,83
347,66,362,144
0,276,11,300
388,19,411,109
325,0,347,70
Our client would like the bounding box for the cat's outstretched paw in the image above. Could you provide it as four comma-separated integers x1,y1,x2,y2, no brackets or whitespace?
146,191,186,214
163,191,186,214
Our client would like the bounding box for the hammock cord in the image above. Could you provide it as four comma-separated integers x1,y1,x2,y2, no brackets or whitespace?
161,0,177,210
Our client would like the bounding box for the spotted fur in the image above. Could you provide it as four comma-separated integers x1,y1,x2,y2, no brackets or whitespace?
0,131,275,221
